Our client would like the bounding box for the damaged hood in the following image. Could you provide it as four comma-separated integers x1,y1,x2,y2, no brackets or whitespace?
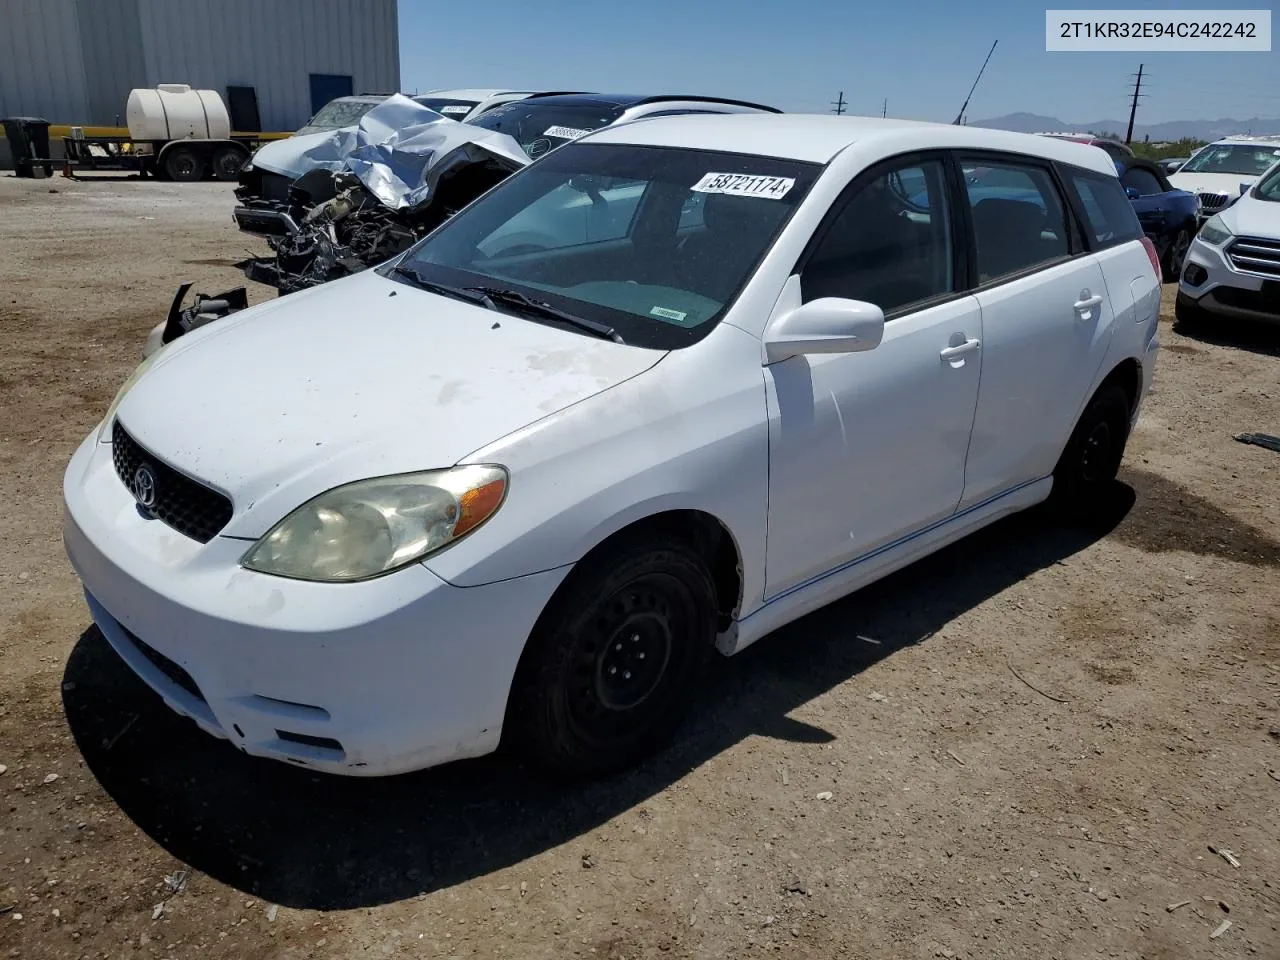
248,94,530,209
1169,171,1260,198
115,270,665,538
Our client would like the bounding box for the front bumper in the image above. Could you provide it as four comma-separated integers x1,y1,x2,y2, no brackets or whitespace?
62,432,568,776
1178,236,1280,323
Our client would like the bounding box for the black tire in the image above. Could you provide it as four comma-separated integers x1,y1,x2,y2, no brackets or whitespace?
1173,292,1205,333
508,532,718,779
163,147,203,182
1162,228,1191,283
1050,385,1131,520
211,146,246,181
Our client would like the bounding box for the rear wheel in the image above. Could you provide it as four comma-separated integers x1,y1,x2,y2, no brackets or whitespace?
211,146,246,181
1162,228,1191,282
509,533,717,779
1050,385,1131,520
163,147,203,182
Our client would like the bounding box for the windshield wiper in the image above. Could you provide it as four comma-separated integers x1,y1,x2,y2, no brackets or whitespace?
464,286,625,344
390,264,490,306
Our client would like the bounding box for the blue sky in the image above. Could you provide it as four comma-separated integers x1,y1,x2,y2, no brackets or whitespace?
399,0,1279,125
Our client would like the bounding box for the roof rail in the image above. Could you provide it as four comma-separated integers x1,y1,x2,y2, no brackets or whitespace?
633,94,782,113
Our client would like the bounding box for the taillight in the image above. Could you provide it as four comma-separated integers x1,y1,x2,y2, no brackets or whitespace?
1140,236,1161,279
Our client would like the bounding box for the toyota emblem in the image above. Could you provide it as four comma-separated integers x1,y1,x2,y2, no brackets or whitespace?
131,464,158,509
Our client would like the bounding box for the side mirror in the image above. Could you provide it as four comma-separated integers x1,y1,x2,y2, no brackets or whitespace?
1125,185,1141,200
764,298,885,363
1166,160,1183,172
1240,182,1252,196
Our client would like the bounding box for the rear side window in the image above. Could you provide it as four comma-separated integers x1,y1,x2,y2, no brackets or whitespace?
1069,171,1144,248
961,161,1071,283
1120,167,1164,197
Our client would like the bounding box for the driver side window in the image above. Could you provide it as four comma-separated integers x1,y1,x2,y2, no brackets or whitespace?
800,159,954,315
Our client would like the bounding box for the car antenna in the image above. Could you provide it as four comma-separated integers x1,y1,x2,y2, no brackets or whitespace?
953,39,998,126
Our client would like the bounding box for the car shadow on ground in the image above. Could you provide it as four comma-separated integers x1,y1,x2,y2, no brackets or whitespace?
62,484,1140,911
1173,315,1280,358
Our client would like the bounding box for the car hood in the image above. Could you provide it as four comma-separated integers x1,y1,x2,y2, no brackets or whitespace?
1169,171,1258,197
114,270,664,538
1219,193,1280,238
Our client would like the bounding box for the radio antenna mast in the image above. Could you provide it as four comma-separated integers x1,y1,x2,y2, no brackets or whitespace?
954,39,998,125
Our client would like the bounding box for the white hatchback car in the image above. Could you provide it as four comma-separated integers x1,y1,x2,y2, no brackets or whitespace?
1177,158,1280,326
63,115,1162,779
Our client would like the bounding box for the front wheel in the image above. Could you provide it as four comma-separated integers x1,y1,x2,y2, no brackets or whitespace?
1163,228,1191,282
1050,385,1132,520
509,534,718,779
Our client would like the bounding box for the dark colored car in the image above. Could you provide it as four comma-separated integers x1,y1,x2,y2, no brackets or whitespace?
466,92,781,159
1044,134,1135,163
1115,156,1199,281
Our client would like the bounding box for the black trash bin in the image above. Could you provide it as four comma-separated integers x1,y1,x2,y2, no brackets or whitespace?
3,117,53,178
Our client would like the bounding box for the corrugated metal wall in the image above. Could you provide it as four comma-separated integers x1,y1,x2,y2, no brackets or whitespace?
0,0,90,123
0,0,398,130
136,0,400,131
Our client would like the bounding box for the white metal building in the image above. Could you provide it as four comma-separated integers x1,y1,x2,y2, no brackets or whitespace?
0,0,400,132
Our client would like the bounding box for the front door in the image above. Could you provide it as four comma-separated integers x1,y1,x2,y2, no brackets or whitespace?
764,156,982,598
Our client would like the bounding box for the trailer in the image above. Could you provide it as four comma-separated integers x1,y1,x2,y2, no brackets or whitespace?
55,84,280,181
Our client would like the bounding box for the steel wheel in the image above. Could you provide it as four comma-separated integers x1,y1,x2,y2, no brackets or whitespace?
510,532,718,778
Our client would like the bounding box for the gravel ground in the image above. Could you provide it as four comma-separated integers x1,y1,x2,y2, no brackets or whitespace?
1,173,1278,960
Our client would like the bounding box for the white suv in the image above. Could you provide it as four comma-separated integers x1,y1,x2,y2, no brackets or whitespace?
63,115,1161,779
1177,158,1280,326
1170,135,1280,220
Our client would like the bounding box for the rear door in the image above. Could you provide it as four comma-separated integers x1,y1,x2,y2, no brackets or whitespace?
956,154,1116,509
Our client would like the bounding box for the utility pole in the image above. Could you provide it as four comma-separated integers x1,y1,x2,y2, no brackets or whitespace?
882,98,887,118
1125,64,1144,145
831,91,847,115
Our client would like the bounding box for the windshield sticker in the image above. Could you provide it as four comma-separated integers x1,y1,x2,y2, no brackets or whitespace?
544,125,591,140
691,172,795,200
440,105,471,115
650,306,688,322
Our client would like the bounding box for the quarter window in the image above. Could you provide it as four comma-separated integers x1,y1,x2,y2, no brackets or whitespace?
961,161,1071,283
801,159,954,314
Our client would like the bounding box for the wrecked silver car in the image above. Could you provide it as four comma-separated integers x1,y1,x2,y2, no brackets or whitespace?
144,96,530,356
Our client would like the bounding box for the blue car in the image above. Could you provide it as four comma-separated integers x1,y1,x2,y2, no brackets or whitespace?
1114,157,1199,281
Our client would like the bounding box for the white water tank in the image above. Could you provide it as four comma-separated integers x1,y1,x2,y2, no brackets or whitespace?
126,84,232,141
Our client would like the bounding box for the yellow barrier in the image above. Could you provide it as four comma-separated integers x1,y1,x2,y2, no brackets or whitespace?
2,125,292,142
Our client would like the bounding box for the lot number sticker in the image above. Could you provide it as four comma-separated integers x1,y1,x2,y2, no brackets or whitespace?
691,172,795,200
544,125,591,140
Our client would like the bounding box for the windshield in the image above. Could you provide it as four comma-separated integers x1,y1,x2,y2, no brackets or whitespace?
413,97,480,119
1253,161,1280,201
1180,143,1280,176
468,102,625,158
297,99,382,134
391,143,820,348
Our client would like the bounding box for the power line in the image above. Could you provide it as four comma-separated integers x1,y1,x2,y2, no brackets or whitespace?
831,91,847,115
1125,64,1145,144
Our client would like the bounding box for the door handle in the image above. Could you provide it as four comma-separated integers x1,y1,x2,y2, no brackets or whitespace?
939,338,981,361
1074,292,1104,312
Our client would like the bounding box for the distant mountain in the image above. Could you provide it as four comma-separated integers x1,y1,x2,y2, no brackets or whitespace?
971,111,1280,142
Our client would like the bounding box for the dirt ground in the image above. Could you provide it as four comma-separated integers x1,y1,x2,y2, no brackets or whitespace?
1,172,1277,960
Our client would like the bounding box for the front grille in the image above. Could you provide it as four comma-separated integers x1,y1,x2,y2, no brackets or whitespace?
126,627,207,704
1226,236,1280,279
1197,191,1230,212
111,419,234,543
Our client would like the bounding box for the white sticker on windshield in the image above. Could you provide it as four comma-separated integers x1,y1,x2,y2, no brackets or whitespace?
650,306,688,322
691,172,795,200
544,125,591,140
441,105,471,115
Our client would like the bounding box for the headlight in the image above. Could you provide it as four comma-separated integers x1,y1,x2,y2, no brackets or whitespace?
97,347,168,442
240,465,508,582
1198,215,1232,246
